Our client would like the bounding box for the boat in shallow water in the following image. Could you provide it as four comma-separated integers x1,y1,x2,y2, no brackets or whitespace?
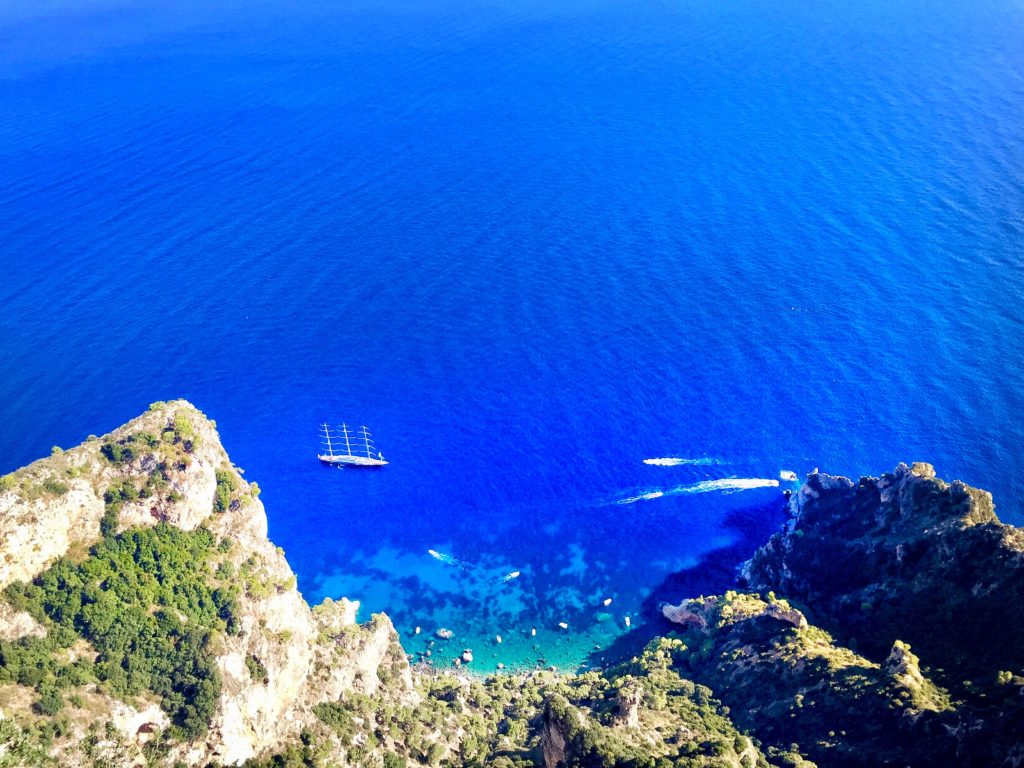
318,422,388,467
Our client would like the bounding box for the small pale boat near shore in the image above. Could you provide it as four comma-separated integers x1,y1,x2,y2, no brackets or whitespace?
318,422,388,467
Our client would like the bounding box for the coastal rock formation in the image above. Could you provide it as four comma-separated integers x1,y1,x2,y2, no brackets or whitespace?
612,680,643,729
732,463,1024,765
883,639,945,715
664,592,952,766
660,596,714,629
0,403,783,767
0,404,236,590
2,408,1022,768
661,592,808,633
741,462,1024,681
539,700,573,768
0,401,412,766
538,676,763,768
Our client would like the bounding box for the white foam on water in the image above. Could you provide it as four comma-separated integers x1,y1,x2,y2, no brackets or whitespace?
613,477,780,504
669,477,779,495
643,457,721,466
427,548,471,571
616,490,666,504
779,470,799,482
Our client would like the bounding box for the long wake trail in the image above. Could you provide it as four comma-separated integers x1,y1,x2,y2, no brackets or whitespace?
428,549,522,584
616,477,779,504
643,457,722,467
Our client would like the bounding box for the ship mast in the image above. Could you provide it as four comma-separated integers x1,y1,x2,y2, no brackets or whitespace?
361,426,374,458
320,422,334,457
340,423,353,457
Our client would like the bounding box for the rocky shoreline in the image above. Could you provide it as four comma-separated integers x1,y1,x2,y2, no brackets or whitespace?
1,402,1021,767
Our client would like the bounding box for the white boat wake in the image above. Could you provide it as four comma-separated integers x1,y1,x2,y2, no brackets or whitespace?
615,477,779,504
428,550,525,584
427,549,472,571
643,457,721,467
673,477,779,494
617,490,666,505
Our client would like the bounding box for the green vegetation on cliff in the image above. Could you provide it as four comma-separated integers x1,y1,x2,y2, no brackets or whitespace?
2,522,236,738
251,638,777,768
742,464,1024,684
735,464,1024,766
0,718,51,767
660,591,951,767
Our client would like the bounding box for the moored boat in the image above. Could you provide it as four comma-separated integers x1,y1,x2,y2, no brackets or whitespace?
318,422,388,467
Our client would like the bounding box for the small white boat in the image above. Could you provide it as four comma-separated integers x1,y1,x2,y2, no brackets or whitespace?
318,423,388,467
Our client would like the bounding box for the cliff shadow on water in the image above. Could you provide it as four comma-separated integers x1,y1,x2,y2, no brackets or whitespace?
587,495,789,667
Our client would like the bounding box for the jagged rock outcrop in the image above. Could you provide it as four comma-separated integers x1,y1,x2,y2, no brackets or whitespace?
665,592,953,767
741,463,1024,682
884,640,950,715
0,401,413,766
612,680,642,729
661,591,807,633
661,596,715,629
539,698,573,768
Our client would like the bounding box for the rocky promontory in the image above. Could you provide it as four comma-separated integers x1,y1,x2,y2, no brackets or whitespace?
0,402,413,766
741,462,1024,682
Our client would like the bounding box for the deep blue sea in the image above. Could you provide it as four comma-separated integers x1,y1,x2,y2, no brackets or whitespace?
2,0,1023,671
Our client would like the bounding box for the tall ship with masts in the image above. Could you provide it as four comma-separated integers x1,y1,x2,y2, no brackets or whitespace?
318,423,388,467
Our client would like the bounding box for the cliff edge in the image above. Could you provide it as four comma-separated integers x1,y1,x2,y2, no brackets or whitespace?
0,401,413,766
741,462,1024,682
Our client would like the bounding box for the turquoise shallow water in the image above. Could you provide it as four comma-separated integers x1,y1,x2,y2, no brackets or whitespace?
1,0,1022,671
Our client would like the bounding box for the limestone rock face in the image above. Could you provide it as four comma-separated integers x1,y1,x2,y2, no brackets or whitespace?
0,601,46,641
108,701,171,746
309,611,417,705
0,482,104,589
314,597,361,635
660,596,716,630
197,548,318,766
0,401,233,589
764,601,808,629
0,401,415,766
540,700,573,768
885,641,926,690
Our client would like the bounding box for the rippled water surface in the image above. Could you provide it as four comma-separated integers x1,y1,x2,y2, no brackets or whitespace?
1,0,1022,669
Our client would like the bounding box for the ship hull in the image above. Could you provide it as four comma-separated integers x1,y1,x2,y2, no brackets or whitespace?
318,454,388,467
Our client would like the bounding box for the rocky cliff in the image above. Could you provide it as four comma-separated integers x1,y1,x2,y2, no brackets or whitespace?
662,462,1024,767
0,401,413,766
659,591,953,766
741,462,1024,683
2,409,1022,768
